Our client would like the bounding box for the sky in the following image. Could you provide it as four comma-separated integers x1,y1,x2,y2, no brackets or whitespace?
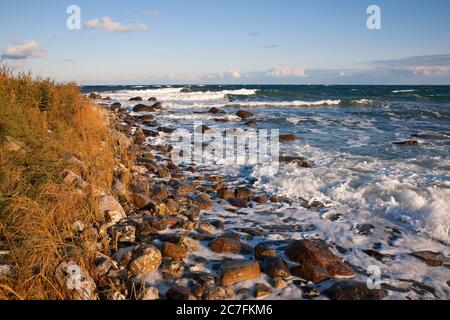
1,0,450,85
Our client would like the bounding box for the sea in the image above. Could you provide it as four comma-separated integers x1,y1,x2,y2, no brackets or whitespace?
82,84,450,299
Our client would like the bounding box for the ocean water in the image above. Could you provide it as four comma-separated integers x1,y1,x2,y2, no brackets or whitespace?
83,85,450,298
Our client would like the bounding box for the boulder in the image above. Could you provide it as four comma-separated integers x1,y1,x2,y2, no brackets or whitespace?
194,194,214,211
236,110,255,119
129,96,143,101
166,285,194,300
129,244,162,275
208,107,220,114
279,134,297,142
133,104,156,113
262,257,291,279
324,281,387,300
254,244,277,260
148,97,157,102
88,92,102,100
286,240,356,283
411,251,450,267
228,198,248,208
220,260,261,286
279,156,311,168
97,195,126,224
235,187,255,200
162,242,188,260
210,237,253,254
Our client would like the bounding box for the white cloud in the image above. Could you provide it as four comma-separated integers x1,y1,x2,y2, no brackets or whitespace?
84,17,148,33
267,67,307,78
229,69,242,79
410,66,449,76
1,40,47,60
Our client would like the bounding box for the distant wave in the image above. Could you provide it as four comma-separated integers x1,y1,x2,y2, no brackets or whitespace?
226,99,342,107
392,89,416,93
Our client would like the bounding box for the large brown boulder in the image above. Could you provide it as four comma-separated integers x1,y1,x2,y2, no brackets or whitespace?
129,244,162,275
210,237,253,254
236,110,255,119
162,242,188,260
286,240,355,283
220,260,261,286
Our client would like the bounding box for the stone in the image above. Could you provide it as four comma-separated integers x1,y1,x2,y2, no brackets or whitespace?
133,104,155,113
218,189,236,199
254,283,271,298
220,260,261,286
356,224,375,236
279,134,297,142
254,244,277,260
412,251,450,267
162,242,188,260
245,121,258,127
112,180,127,200
270,277,287,289
302,286,321,299
131,193,151,209
210,237,253,254
235,187,255,200
324,281,387,300
88,92,102,99
157,127,177,134
177,184,197,196
129,244,162,275
253,195,268,204
109,224,136,243
194,194,214,211
263,257,291,279
203,286,234,300
394,140,419,146
148,97,157,102
228,198,248,208
166,285,194,300
208,107,220,114
98,195,126,224
129,96,143,101
286,240,356,283
142,129,160,137
55,261,97,300
207,175,224,183
279,156,311,168
138,287,160,300
161,260,185,279
94,252,117,276
236,110,255,119
150,185,169,202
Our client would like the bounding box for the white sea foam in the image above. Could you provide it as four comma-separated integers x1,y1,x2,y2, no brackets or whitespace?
227,99,341,107
392,89,416,93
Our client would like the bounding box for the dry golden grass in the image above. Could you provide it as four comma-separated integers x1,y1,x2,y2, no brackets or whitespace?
0,68,128,299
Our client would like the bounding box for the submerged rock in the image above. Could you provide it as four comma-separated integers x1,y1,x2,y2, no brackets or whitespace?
279,156,311,168
236,110,255,119
129,96,143,101
286,240,355,283
279,134,297,142
394,140,419,146
133,104,155,113
324,281,387,300
412,251,450,267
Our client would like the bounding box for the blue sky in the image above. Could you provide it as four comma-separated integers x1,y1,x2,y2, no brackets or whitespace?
1,0,450,85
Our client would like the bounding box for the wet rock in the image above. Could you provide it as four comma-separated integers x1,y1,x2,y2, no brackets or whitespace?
245,121,258,127
161,260,185,279
263,257,291,279
133,104,155,113
254,283,271,299
129,97,143,101
394,140,419,146
110,102,122,110
142,120,159,127
157,127,177,134
286,240,356,283
148,97,157,102
129,244,162,275
279,156,311,168
162,242,188,260
236,110,255,119
279,134,297,142
88,92,102,100
253,195,268,204
218,189,236,199
356,224,375,236
138,287,160,300
220,260,261,286
228,198,249,208
254,244,277,260
270,277,287,289
208,107,220,114
55,261,97,300
137,114,155,121
176,184,197,196
166,285,195,300
131,193,151,209
149,185,169,202
302,286,320,299
194,194,214,211
363,249,396,263
235,187,255,200
324,281,387,300
142,129,159,137
152,102,163,109
411,251,450,267
207,175,224,183
210,237,253,254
